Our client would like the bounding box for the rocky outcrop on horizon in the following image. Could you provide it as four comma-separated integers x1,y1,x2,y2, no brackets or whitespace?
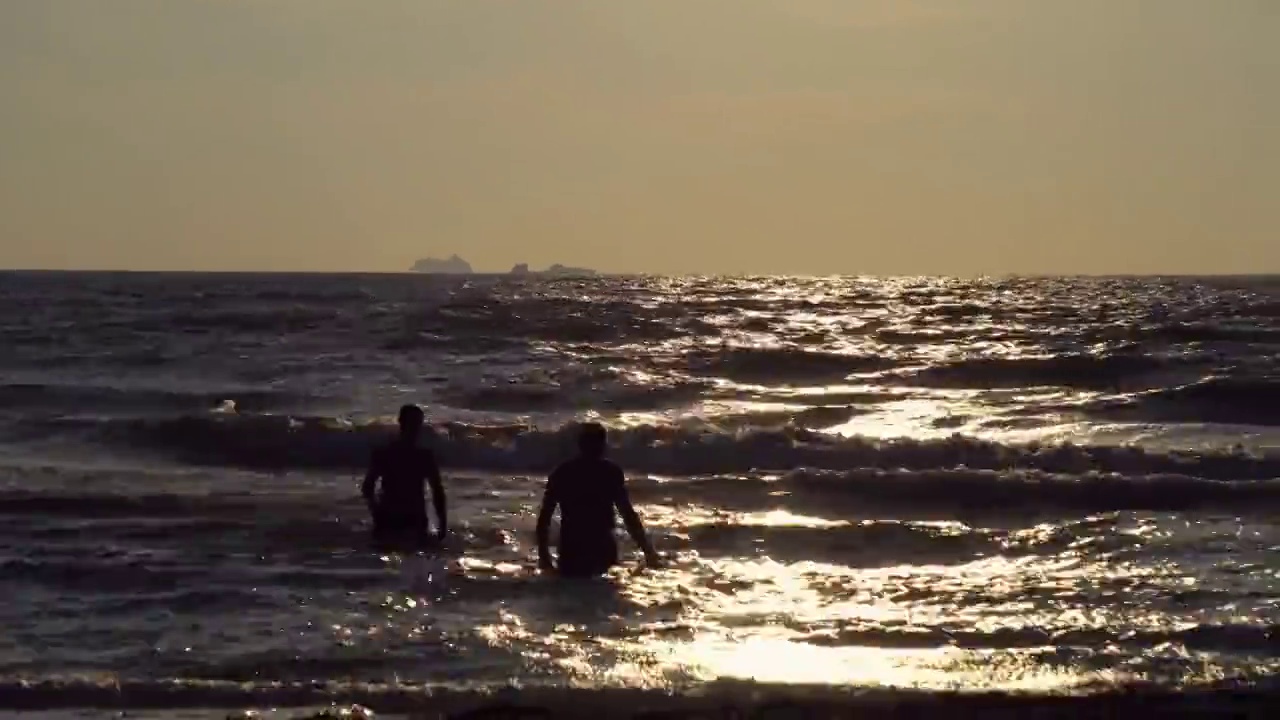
508,263,597,277
410,255,473,274
408,256,598,276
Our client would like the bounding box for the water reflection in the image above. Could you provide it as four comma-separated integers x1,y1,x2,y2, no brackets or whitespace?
424,509,1268,691
279,506,1280,692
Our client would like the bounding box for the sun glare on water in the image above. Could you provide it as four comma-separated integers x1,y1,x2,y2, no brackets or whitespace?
452,509,1210,692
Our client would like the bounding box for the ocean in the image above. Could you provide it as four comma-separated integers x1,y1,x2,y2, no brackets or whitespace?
3,272,1280,718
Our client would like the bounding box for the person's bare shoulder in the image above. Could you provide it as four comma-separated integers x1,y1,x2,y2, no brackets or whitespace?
548,460,568,483
604,458,625,479
556,455,586,474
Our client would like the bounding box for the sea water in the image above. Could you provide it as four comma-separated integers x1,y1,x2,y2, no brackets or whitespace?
3,272,1280,717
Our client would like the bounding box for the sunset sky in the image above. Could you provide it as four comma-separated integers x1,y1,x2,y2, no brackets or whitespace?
1,1,1275,275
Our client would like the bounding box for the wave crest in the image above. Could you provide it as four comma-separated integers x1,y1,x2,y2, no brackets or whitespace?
898,353,1182,391
55,411,1280,483
1086,377,1280,426
1,675,1279,716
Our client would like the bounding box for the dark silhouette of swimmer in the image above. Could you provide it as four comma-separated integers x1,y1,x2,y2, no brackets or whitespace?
361,404,447,546
536,423,660,576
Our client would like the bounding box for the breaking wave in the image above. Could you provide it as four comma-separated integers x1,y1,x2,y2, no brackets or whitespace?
1086,377,1280,426
684,347,894,384
0,675,1277,717
19,412,1280,515
0,382,306,417
643,467,1280,515
70,412,1271,476
896,353,1192,391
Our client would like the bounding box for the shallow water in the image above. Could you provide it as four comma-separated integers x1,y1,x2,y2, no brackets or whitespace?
3,272,1280,715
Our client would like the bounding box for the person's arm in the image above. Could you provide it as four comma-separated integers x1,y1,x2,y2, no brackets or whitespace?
613,469,661,567
535,474,559,571
426,453,447,540
361,450,381,517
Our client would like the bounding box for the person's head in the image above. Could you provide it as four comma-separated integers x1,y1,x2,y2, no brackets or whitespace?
576,422,607,458
397,404,425,439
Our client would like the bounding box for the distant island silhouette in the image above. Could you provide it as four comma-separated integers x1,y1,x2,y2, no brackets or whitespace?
409,256,597,277
509,263,597,277
410,255,473,274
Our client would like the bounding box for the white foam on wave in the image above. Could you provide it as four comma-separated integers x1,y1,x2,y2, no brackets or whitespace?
1,674,1278,717
77,411,1280,483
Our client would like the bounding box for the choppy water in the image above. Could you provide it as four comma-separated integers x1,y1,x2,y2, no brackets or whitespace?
4,272,1280,717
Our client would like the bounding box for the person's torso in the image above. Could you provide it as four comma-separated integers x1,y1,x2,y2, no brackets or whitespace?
554,458,620,542
377,442,431,512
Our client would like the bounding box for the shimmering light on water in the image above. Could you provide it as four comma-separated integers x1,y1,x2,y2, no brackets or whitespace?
8,273,1280,710
646,638,1111,690
438,507,1279,692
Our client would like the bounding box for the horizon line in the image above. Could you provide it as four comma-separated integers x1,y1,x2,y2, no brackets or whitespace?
2,268,1278,280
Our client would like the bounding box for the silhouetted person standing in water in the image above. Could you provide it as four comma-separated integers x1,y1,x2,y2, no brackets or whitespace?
537,423,660,577
362,404,447,548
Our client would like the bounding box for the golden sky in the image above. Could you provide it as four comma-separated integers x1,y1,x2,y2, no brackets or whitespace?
1,1,1275,275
